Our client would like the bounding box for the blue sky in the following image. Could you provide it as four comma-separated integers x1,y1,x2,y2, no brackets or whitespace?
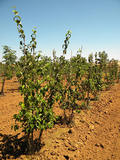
0,0,120,61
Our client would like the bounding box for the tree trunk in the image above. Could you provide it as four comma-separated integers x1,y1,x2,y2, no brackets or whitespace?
0,75,5,95
86,91,90,108
27,131,34,154
39,129,43,142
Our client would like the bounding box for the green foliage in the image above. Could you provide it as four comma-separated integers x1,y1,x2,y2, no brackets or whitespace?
2,45,17,78
0,45,17,95
2,46,17,65
62,30,72,54
12,9,55,153
11,8,120,154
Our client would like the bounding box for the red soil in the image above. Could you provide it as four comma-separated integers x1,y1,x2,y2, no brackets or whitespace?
0,78,120,160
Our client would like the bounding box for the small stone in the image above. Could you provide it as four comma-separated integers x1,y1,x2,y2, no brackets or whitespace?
80,119,85,123
50,151,56,155
109,100,112,103
95,121,100,125
68,146,77,151
77,141,84,145
100,143,104,148
95,143,104,148
64,155,69,160
20,155,27,159
95,143,99,147
68,129,72,134
104,111,108,114
90,121,94,124
89,124,94,131
55,140,59,143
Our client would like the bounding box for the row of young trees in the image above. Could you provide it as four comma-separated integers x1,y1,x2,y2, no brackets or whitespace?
0,8,120,153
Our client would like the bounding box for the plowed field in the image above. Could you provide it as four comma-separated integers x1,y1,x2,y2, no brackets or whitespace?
0,78,120,160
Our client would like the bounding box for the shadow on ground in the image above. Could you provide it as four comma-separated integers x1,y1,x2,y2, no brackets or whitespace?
0,133,44,160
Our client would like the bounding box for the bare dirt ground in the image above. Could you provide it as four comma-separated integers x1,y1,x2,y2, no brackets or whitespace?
0,78,120,160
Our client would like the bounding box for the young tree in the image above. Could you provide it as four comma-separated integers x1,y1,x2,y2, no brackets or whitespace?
0,45,17,95
12,9,55,153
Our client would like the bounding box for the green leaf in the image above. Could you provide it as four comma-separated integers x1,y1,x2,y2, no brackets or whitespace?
14,124,19,131
21,103,25,109
12,10,18,15
30,124,34,129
